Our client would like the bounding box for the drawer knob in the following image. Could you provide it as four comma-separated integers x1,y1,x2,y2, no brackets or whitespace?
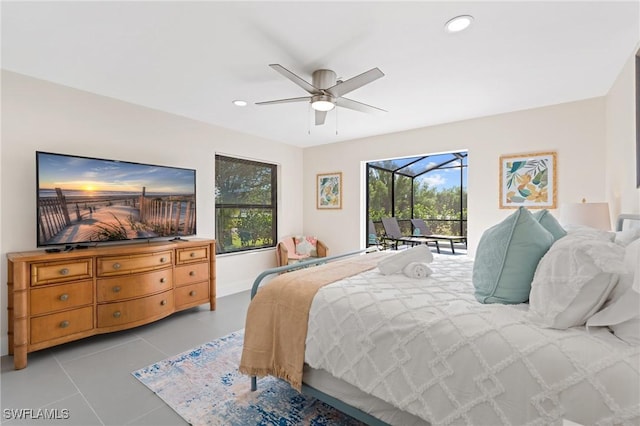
189,271,196,276
59,293,69,301
160,300,167,306
160,257,167,263
189,290,197,297
60,320,70,328
112,263,121,270
160,277,166,283
190,252,196,258
113,286,121,293
113,311,121,318
59,268,69,276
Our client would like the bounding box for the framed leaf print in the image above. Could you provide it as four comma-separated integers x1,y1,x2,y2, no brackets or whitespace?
317,172,342,209
499,151,557,209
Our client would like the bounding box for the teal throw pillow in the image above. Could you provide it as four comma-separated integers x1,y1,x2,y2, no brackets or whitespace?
533,209,567,241
473,207,555,304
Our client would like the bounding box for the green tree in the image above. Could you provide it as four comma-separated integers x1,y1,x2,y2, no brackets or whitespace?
367,159,467,237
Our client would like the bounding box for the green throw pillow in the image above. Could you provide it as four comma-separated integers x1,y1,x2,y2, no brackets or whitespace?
533,209,567,241
473,207,555,304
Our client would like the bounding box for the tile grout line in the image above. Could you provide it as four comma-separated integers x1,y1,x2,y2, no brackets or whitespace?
52,335,143,365
124,404,180,425
52,352,106,426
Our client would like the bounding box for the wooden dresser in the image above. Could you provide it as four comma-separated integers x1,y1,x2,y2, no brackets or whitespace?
7,239,215,369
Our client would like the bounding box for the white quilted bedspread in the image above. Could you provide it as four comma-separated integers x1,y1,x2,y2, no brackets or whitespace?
305,255,640,426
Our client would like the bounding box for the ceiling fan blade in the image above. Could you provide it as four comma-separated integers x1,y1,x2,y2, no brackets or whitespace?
269,64,319,95
336,97,387,114
326,67,384,98
315,110,327,125
255,96,311,106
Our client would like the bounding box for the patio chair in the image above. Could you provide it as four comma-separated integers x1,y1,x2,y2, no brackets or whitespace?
410,218,467,254
381,217,440,252
368,220,382,248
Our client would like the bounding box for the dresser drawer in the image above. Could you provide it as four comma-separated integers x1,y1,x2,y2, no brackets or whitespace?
175,281,209,309
176,246,209,264
97,251,173,276
97,269,173,302
97,291,174,328
174,262,209,286
30,306,94,344
31,259,93,286
30,280,93,316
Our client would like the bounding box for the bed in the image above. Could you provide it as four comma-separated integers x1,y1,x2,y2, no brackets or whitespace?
239,213,640,426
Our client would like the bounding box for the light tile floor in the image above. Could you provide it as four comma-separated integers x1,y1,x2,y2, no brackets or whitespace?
1,291,251,425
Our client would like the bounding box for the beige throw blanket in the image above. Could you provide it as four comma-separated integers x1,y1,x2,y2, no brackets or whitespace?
239,252,386,391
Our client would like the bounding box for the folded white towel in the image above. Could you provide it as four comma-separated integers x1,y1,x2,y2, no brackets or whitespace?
403,262,433,279
378,244,434,275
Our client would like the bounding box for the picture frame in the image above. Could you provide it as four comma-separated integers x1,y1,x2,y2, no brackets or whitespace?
317,172,342,209
499,151,557,209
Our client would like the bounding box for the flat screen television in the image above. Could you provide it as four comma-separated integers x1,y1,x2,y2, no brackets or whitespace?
36,151,196,247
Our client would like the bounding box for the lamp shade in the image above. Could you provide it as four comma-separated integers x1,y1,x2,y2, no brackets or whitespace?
560,202,611,230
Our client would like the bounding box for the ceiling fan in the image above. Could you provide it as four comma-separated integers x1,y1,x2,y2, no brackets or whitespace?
256,64,387,125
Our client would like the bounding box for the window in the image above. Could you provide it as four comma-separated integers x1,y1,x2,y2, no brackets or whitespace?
215,155,277,254
367,151,467,243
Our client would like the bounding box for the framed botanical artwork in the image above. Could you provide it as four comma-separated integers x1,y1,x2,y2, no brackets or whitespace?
317,172,342,209
499,151,557,209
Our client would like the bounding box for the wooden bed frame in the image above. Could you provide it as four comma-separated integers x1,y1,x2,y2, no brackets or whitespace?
247,213,640,426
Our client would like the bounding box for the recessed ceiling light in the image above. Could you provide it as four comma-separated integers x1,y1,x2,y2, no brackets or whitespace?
232,100,248,107
445,15,473,33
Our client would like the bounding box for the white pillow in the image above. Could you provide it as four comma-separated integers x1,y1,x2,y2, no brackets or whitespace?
564,224,615,242
528,234,625,329
586,239,640,345
615,227,640,247
587,275,640,345
624,237,640,278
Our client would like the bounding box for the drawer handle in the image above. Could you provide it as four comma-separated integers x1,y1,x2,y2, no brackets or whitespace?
189,271,196,276
112,263,121,270
160,257,167,263
60,320,70,328
160,300,167,306
190,252,196,258
59,293,69,301
160,277,166,283
189,290,197,297
113,311,121,318
59,268,69,276
112,286,121,293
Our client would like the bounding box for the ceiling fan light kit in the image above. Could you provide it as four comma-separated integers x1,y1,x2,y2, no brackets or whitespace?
256,64,386,126
311,95,335,111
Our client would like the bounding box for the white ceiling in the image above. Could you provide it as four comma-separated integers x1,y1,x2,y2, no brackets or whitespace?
2,1,639,148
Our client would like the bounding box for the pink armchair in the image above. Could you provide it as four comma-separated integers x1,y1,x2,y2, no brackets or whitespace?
276,235,329,267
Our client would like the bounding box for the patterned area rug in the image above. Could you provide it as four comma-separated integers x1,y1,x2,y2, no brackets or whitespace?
132,330,364,426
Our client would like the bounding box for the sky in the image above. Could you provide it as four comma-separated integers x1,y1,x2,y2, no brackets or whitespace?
37,152,195,194
417,159,467,191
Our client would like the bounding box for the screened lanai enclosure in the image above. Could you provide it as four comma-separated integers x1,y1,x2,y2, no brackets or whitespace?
367,151,467,246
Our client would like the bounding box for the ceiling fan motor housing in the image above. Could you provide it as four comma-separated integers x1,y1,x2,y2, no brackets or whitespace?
312,69,337,90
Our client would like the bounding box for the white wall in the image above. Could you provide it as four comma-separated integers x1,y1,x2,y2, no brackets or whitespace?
606,47,640,217
303,98,608,256
3,48,638,357
0,71,304,355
